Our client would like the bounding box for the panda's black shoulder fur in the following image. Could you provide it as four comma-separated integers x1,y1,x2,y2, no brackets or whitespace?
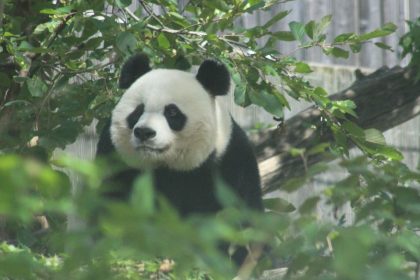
219,120,263,210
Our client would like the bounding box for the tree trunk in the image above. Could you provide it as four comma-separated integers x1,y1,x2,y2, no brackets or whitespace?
254,66,420,194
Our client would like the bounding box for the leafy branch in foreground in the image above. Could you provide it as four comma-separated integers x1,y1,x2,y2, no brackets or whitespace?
400,17,420,80
2,1,419,279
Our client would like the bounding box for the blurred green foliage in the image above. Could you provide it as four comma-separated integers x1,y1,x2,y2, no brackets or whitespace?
401,17,420,81
1,0,420,279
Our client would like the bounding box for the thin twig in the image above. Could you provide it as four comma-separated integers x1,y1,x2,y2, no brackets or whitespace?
234,243,264,280
35,73,62,131
138,0,165,27
124,6,251,55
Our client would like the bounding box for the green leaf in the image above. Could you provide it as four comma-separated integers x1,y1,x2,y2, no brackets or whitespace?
264,197,296,213
157,33,171,49
233,73,251,107
33,21,61,34
263,10,290,29
2,31,16,37
272,31,296,41
307,162,329,177
316,15,332,36
342,121,364,139
289,21,306,43
167,12,190,27
307,143,330,156
332,100,357,117
305,20,315,39
332,125,348,152
334,32,357,43
290,147,305,157
325,47,349,58
2,100,32,108
215,178,240,207
358,22,397,41
298,196,320,214
364,129,386,145
282,177,306,192
375,42,394,51
245,1,265,13
45,121,81,148
39,9,58,15
116,32,137,54
40,6,73,15
249,89,284,118
131,173,155,215
332,47,350,58
372,145,404,161
314,86,328,96
350,43,362,53
294,62,312,73
247,66,260,83
26,76,48,97
305,15,331,41
333,227,375,279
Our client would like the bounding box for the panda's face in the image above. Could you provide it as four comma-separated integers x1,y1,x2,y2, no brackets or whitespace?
111,69,218,170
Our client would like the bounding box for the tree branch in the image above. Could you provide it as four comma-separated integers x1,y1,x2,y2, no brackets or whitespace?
254,66,420,194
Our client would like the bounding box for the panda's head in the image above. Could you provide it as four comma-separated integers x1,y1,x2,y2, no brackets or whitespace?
110,54,231,171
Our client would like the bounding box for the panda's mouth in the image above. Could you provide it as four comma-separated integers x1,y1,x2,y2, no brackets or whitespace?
136,145,169,153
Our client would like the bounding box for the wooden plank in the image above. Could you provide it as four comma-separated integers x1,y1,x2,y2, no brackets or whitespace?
331,0,358,65
358,0,383,68
302,0,334,64
409,0,420,20
381,0,400,66
273,1,303,60
384,116,420,170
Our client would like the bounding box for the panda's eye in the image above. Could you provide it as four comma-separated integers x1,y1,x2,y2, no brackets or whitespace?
164,104,187,131
126,104,144,129
164,104,180,118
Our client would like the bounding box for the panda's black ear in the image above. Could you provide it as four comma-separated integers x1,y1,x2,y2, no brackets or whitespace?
119,53,151,89
196,60,230,96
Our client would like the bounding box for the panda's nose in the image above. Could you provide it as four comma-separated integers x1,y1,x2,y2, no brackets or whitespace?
134,127,156,141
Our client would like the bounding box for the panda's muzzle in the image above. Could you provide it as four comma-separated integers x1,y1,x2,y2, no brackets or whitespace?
134,127,156,141
133,126,169,153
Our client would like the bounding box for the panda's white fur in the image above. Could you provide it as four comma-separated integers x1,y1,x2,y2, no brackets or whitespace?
110,69,232,171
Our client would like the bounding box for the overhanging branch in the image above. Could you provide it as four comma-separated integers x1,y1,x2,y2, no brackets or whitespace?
254,66,420,194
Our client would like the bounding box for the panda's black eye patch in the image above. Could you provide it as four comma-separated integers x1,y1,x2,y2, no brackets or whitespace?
164,104,186,131
126,104,144,129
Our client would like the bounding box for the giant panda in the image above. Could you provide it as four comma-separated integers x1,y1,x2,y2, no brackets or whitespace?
96,53,263,264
